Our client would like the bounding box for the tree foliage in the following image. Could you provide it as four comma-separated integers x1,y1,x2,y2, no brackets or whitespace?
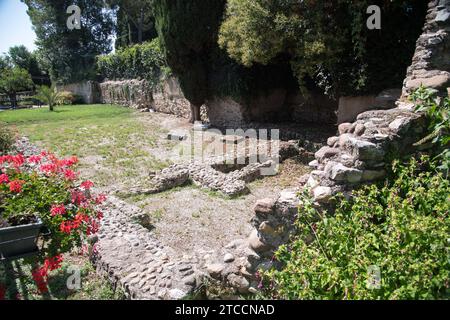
22,0,114,84
33,85,62,111
219,0,427,96
6,45,50,86
97,38,169,87
152,0,226,121
108,0,158,48
0,67,34,108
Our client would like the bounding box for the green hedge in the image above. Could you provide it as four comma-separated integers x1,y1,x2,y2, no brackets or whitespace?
96,39,171,88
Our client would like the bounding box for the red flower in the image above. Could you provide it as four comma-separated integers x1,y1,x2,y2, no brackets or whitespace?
31,268,48,294
60,156,78,167
40,163,58,174
12,154,24,168
95,194,107,205
43,255,63,271
50,204,66,217
71,190,87,205
80,180,94,190
60,221,73,234
0,173,9,184
96,211,104,220
63,169,77,181
87,219,100,235
27,155,42,164
9,180,25,193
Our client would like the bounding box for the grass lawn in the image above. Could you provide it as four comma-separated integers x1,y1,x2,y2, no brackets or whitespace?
0,105,170,189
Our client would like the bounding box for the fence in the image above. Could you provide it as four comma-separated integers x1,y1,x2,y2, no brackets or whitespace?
0,91,42,110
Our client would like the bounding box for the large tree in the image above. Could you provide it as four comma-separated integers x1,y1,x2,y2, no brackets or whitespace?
153,0,225,123
0,67,34,109
22,0,115,84
219,0,427,97
108,0,157,48
7,45,50,85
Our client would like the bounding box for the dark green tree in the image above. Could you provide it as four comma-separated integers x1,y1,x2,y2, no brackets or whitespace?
153,0,225,123
22,0,115,84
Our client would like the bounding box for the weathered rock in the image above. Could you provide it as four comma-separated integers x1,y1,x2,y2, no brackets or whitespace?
347,138,385,161
253,198,275,215
227,274,250,294
224,254,235,263
206,263,225,279
248,230,270,253
338,123,353,135
312,186,333,203
327,136,339,147
315,146,340,162
326,162,363,183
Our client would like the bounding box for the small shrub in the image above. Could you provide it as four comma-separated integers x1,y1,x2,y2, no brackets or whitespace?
57,91,76,105
0,124,15,155
411,86,450,175
261,156,449,300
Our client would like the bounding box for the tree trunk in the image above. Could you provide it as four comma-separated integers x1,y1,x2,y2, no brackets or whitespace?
9,93,17,109
49,103,54,112
189,104,201,124
128,20,133,45
138,9,144,43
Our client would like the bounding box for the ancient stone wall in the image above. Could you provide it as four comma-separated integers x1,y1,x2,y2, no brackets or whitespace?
99,78,192,119
402,0,450,98
56,81,101,104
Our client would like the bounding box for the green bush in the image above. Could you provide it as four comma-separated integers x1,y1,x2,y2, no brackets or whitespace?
411,86,450,174
96,38,170,88
57,91,76,105
0,124,15,155
262,156,449,299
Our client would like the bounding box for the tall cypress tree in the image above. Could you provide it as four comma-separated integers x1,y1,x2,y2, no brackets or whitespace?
152,0,225,123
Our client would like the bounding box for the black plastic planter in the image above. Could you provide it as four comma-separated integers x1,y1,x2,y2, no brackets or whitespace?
0,219,43,261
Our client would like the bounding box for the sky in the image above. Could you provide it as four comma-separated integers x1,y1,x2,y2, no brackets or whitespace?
0,0,37,55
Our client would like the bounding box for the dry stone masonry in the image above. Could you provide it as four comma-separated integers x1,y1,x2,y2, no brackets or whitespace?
402,0,450,98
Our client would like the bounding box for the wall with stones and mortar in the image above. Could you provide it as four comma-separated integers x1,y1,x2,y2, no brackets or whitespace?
99,78,193,119
56,81,101,104
402,0,450,98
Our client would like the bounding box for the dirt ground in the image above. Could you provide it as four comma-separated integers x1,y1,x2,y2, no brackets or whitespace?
113,112,317,257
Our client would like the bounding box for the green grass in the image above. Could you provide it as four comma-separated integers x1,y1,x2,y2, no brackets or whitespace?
0,105,170,188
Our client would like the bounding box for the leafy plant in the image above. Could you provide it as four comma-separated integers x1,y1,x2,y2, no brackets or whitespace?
261,156,449,300
57,91,76,105
33,86,62,111
0,124,15,155
96,38,170,88
411,86,450,175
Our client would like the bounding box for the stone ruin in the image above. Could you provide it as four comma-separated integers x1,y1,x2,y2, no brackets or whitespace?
92,0,450,299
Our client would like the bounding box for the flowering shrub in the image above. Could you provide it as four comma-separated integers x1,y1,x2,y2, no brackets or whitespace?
0,151,106,294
